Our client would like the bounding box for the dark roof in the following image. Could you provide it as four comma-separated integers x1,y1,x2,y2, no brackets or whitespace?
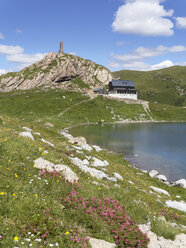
111,80,136,87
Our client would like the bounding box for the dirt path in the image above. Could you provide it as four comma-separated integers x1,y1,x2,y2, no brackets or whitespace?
57,98,94,118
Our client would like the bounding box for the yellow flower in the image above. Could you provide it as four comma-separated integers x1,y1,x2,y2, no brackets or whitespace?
75,181,78,184
33,165,36,167
15,174,18,178
35,194,38,197
0,192,5,195
98,188,101,190
14,236,19,241
65,231,69,235
12,194,16,196
8,160,11,162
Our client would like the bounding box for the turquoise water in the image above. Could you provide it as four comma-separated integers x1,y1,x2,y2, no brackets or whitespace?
70,123,186,182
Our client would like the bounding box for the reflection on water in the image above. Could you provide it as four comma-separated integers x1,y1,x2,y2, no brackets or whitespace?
70,123,186,181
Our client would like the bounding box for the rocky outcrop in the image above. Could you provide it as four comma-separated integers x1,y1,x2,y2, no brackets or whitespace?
0,52,112,92
139,223,186,248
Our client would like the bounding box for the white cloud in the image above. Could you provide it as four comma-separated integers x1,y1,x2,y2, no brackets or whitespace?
0,69,8,75
7,53,46,64
109,43,186,71
16,29,23,34
0,44,24,55
114,60,174,71
69,52,76,56
175,17,186,29
116,41,125,46
111,45,186,63
112,0,174,36
0,33,5,39
108,61,120,69
151,60,174,70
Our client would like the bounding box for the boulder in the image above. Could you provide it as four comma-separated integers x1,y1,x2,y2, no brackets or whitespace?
19,132,34,141
41,138,55,147
22,127,32,133
156,174,167,182
149,186,170,196
174,179,186,189
149,170,159,178
54,164,79,183
74,136,87,146
44,122,54,128
34,157,54,172
139,224,186,248
92,145,102,152
88,237,116,248
34,158,78,182
91,157,109,167
114,172,123,181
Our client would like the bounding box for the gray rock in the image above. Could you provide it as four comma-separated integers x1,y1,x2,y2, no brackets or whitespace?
19,132,34,141
114,184,120,188
174,179,186,189
114,172,123,181
54,164,79,183
33,132,41,136
74,136,87,146
34,158,78,182
149,186,170,196
22,127,32,133
88,237,116,248
0,52,112,92
41,138,55,147
34,157,54,172
139,224,186,248
149,170,159,178
91,157,109,167
44,122,54,127
156,174,167,182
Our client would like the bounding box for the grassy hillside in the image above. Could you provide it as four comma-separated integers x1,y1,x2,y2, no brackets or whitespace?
0,88,185,247
112,66,186,106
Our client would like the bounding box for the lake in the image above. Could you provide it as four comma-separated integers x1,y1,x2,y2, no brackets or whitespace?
70,122,186,182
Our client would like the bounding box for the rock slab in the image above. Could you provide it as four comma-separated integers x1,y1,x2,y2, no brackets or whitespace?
34,158,79,183
89,237,116,248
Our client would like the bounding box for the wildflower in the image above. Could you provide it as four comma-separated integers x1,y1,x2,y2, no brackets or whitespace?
98,188,101,190
15,173,18,178
0,235,2,239
14,236,19,241
12,194,16,196
65,231,70,235
35,194,38,197
0,192,5,195
33,165,36,168
8,160,11,162
49,244,54,247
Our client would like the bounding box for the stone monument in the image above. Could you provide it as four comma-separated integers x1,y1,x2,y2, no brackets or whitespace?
59,41,64,54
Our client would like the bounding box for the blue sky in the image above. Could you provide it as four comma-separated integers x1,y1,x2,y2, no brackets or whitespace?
0,0,186,74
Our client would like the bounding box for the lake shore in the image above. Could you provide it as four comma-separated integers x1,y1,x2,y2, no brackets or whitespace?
68,121,186,186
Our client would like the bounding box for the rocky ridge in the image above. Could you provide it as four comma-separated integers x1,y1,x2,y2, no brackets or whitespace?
0,52,112,92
